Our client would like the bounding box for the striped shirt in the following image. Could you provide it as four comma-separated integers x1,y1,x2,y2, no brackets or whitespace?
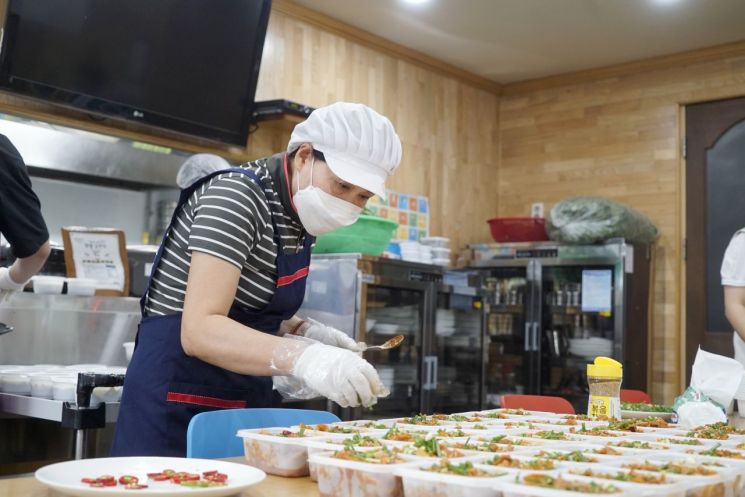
144,153,308,316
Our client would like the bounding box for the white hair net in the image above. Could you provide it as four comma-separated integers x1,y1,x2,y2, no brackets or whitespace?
176,153,231,189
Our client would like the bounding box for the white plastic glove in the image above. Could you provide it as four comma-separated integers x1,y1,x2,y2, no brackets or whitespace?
301,318,361,352
292,343,389,408
0,267,26,303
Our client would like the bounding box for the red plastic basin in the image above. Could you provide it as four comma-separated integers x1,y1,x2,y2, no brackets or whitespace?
487,217,548,243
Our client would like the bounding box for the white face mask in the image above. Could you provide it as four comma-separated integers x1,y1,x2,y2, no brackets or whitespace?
293,156,362,236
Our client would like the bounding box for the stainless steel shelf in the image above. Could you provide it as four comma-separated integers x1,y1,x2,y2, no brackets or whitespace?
0,393,120,423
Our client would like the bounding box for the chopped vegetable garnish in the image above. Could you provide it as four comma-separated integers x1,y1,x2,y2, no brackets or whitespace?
521,474,620,493
425,461,503,477
621,402,674,413
487,455,555,470
332,446,403,464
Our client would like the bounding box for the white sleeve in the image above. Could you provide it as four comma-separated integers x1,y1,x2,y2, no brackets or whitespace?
721,232,745,287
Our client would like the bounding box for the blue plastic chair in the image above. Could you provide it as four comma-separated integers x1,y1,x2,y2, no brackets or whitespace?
186,408,341,459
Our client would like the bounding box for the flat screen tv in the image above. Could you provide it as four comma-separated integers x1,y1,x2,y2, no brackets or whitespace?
0,0,272,145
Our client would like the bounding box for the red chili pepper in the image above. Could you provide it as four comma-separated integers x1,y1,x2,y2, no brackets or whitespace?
202,470,218,476
205,473,228,483
149,473,171,481
81,478,98,484
118,475,138,485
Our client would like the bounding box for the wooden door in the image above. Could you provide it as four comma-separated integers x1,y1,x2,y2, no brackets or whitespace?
685,97,745,381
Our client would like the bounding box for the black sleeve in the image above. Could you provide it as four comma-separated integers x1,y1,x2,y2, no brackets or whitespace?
0,135,49,258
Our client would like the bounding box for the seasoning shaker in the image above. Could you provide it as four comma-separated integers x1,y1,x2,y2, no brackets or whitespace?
586,356,623,419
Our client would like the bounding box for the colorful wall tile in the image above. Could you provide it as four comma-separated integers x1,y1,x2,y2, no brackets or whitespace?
368,190,429,241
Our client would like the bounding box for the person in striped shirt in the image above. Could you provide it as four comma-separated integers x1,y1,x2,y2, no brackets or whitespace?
113,103,402,456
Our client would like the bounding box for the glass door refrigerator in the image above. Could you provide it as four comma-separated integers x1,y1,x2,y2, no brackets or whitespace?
469,240,651,412
425,272,487,414
468,259,539,409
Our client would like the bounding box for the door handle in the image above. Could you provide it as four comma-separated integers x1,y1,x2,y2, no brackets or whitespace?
431,356,438,390
422,357,430,390
524,323,530,352
532,323,540,352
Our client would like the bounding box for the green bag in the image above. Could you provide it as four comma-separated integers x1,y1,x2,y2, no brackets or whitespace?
547,197,659,244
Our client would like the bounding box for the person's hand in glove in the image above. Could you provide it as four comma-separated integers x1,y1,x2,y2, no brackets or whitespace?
271,337,388,408
300,318,361,352
0,267,27,303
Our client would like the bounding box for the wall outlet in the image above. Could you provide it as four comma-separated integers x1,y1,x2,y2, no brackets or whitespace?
531,203,544,218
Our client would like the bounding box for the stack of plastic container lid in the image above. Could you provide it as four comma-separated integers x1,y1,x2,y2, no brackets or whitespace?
421,237,451,266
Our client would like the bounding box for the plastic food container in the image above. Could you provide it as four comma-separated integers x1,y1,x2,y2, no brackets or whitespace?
310,450,417,497
499,472,632,497
518,446,632,466
487,217,548,243
30,375,55,398
566,466,687,497
396,460,513,497
604,456,735,497
383,440,484,461
238,427,326,477
587,357,623,419
92,386,123,404
66,278,97,296
52,377,77,401
305,438,386,482
30,373,75,399
0,372,31,394
32,276,65,294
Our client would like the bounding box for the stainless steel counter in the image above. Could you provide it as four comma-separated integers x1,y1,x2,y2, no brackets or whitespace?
0,294,138,470
0,393,119,423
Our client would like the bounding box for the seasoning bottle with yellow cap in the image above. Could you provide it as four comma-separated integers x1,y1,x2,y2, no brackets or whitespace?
587,356,623,419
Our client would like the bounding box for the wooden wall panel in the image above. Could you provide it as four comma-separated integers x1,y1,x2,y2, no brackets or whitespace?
499,51,745,403
252,10,501,249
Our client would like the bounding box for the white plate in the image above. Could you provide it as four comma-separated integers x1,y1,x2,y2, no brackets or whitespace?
35,457,266,497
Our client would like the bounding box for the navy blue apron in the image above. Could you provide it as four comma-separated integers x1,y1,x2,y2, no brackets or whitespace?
111,163,313,457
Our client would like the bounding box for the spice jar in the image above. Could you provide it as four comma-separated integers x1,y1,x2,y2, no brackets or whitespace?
587,356,622,419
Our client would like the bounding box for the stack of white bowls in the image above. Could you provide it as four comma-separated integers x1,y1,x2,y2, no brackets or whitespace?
418,244,433,264
421,236,451,266
0,363,126,405
399,241,423,262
